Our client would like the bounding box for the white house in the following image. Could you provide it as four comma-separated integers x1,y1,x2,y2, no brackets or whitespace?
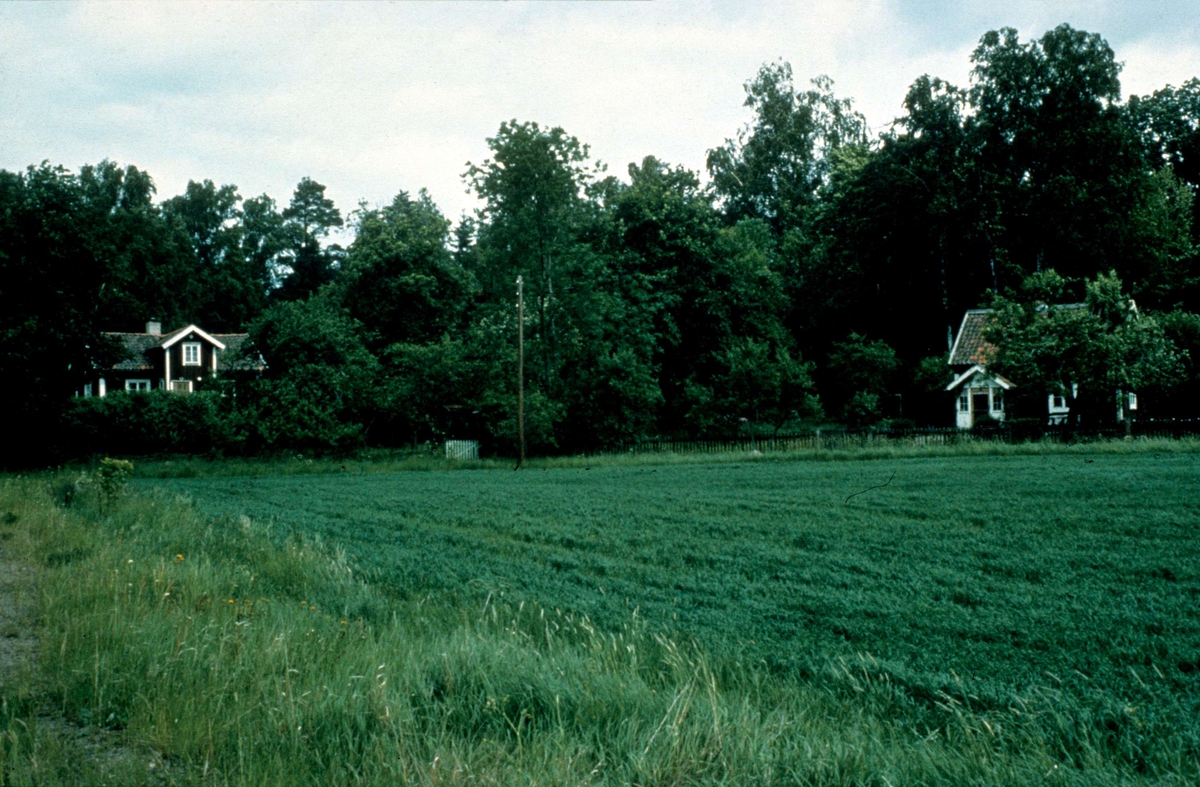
79,319,258,397
945,309,1013,428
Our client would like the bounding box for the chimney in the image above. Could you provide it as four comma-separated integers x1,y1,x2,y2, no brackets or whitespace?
146,319,162,336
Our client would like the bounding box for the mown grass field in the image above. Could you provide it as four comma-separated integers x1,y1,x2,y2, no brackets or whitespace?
158,452,1200,704
0,446,1196,785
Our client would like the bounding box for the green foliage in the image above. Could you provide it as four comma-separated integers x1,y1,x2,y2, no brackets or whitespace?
828,333,899,425
466,120,595,306
276,177,344,301
282,176,344,243
689,337,819,433
162,178,274,330
336,190,471,349
911,355,956,425
93,457,133,513
1128,77,1200,220
707,61,868,234
60,390,233,457
1148,310,1200,417
241,299,379,451
6,21,1200,464
0,163,127,463
79,161,205,332
987,270,1186,423
378,338,483,446
914,355,954,393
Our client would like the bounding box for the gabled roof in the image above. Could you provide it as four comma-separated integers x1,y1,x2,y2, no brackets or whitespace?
948,309,996,367
945,364,1015,392
105,333,163,370
211,334,264,371
949,303,1097,368
103,326,248,371
161,325,226,350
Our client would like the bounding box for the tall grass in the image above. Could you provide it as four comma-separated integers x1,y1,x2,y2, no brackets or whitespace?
0,475,1195,784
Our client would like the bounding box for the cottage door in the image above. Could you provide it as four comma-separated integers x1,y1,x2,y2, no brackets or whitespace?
971,391,989,422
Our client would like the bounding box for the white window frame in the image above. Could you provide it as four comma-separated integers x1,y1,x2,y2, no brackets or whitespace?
1128,392,1138,411
171,380,194,393
125,379,152,392
991,388,1004,412
957,393,969,413
182,342,202,366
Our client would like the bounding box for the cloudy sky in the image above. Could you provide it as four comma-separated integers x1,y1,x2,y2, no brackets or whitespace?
1,0,1196,233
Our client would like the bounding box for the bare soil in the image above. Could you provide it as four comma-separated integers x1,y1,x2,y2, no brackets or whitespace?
0,538,37,694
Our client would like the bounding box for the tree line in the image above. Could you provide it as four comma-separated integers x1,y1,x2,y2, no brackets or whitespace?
3,24,1199,463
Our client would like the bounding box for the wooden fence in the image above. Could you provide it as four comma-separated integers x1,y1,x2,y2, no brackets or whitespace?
623,421,1200,456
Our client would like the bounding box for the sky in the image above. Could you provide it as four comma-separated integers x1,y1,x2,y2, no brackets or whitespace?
1,0,1196,238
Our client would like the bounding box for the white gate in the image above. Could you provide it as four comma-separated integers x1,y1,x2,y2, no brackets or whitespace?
444,440,479,460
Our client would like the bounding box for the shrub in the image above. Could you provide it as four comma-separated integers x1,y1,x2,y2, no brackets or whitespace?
60,390,233,457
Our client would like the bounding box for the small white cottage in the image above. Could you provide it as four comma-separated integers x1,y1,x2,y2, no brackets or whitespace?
945,309,1013,428
945,306,1138,428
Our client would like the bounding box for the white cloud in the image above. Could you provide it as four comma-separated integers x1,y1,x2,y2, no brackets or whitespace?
0,0,1195,233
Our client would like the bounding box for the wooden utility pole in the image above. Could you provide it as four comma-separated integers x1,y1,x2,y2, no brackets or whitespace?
517,275,526,468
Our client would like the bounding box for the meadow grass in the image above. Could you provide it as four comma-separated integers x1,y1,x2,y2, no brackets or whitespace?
127,434,1200,478
0,449,1197,784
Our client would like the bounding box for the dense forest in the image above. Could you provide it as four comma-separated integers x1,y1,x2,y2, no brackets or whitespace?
3,24,1199,463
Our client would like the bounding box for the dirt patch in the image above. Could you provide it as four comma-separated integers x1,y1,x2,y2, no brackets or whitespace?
0,541,38,692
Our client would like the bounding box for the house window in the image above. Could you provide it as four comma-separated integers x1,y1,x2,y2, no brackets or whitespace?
171,380,193,393
83,383,93,397
958,393,969,412
183,342,201,366
1128,392,1138,411
125,379,151,392
992,389,1004,412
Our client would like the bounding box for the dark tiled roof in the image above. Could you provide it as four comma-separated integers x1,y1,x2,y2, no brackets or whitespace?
103,330,258,371
948,310,997,367
212,334,263,371
106,333,162,370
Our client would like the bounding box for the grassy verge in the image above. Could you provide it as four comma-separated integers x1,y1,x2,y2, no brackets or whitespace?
125,435,1200,478
0,474,1196,785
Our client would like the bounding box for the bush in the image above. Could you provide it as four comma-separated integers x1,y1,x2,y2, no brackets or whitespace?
93,457,133,514
842,391,882,427
1006,417,1046,442
60,390,234,457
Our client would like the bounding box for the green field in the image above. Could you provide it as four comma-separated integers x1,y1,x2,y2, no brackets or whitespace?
2,449,1198,784
157,452,1200,722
